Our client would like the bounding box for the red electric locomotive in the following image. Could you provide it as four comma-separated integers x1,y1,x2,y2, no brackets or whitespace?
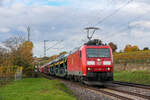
40,39,113,85
67,40,113,84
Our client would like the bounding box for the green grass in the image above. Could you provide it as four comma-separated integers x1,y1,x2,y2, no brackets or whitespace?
0,78,76,100
114,71,150,85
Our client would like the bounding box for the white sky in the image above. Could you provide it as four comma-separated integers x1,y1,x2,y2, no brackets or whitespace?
0,0,150,57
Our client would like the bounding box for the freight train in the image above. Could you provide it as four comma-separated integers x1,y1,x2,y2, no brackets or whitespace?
40,39,113,85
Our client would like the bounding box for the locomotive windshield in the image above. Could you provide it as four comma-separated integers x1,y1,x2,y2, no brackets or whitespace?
87,48,110,58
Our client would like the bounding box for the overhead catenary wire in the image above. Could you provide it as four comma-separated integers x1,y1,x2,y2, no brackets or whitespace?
101,16,142,37
89,15,142,45
43,40,64,57
84,0,119,27
46,40,64,51
50,47,65,50
95,0,133,26
79,0,134,44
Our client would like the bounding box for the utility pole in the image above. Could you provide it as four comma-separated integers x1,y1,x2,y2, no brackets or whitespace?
84,27,99,40
44,40,48,57
27,26,30,41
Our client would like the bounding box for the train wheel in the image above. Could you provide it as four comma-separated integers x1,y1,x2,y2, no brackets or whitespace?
80,76,85,84
69,75,74,81
77,76,80,82
74,76,78,82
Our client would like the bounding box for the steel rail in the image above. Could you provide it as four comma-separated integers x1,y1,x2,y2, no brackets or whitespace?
86,87,134,100
108,87,150,100
113,81,150,90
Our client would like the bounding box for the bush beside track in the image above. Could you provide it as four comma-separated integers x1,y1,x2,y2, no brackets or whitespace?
0,78,76,100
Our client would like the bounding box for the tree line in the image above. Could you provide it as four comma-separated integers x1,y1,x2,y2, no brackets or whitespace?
108,42,149,53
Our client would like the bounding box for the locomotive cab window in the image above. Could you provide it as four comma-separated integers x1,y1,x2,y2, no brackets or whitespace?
86,48,110,58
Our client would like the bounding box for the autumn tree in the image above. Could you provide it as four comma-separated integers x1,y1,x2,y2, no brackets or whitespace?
124,44,132,52
132,45,140,51
17,41,34,76
0,47,11,66
108,42,117,52
18,41,33,66
124,44,139,52
4,36,25,50
4,36,34,77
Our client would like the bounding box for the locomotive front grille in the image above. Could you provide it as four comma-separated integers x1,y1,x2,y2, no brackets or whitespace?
86,72,113,81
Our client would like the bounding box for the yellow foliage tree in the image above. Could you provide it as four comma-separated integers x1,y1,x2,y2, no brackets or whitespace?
132,45,139,51
124,44,140,52
18,41,33,66
124,44,132,52
12,41,34,76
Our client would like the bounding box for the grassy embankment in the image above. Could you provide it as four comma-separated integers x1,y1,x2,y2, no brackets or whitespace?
0,78,76,100
114,50,150,85
114,71,150,85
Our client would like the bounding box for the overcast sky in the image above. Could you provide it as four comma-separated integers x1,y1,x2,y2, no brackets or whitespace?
0,0,150,57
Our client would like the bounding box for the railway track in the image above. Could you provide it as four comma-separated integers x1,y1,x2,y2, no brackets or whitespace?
85,86,150,100
86,86,134,100
82,84,150,100
113,81,150,90
107,87,150,100
41,73,150,100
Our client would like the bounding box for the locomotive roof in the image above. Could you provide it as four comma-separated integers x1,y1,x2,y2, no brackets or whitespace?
84,39,106,46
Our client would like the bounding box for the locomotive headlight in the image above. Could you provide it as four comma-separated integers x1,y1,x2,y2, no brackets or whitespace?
87,61,95,65
87,68,92,71
108,67,111,71
105,67,111,71
103,61,111,65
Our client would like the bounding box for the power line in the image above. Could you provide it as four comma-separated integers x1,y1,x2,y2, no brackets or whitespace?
50,47,65,50
95,0,133,26
84,0,118,27
43,40,55,57
43,40,63,57
100,16,142,38
46,40,63,51
79,0,133,44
